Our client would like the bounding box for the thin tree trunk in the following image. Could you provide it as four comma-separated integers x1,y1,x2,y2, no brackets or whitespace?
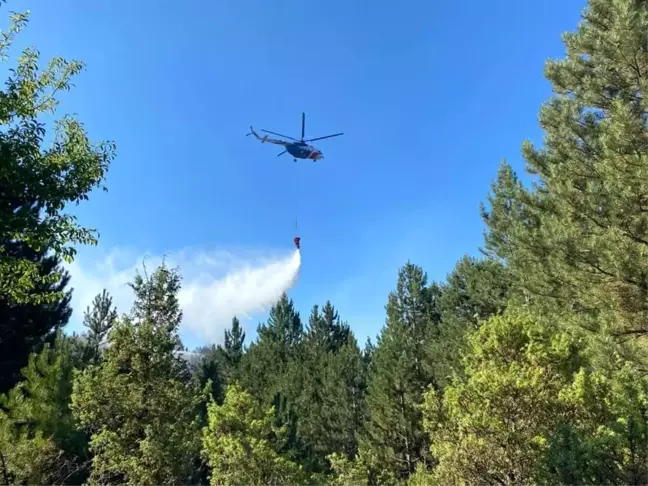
0,450,9,486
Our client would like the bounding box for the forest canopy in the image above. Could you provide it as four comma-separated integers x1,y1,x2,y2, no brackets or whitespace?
1,0,647,485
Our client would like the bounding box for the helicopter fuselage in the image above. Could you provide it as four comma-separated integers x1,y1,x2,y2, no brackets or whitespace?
247,112,341,161
286,141,323,161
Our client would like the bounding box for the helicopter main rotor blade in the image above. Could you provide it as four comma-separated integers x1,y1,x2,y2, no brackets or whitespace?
301,112,306,140
304,132,344,142
261,129,298,141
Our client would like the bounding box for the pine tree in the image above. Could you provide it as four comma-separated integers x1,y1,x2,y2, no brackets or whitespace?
195,344,225,406
129,259,182,337
262,292,303,351
481,0,648,347
71,263,204,485
80,289,117,366
238,293,305,465
0,242,72,394
221,316,245,383
294,303,366,474
364,262,441,481
223,316,245,361
305,301,351,353
438,256,511,327
432,255,512,385
239,293,303,404
362,337,375,368
0,334,89,484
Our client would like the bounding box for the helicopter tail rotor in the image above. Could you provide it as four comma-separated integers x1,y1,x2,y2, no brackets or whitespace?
247,126,268,143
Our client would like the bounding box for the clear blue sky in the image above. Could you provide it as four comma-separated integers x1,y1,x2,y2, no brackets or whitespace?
15,0,584,349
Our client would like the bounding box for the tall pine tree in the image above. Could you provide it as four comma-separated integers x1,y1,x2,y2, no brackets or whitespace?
195,344,225,407
71,262,204,485
0,334,89,485
239,293,303,405
364,262,441,481
294,302,366,474
238,293,304,457
305,301,351,353
481,0,648,351
129,259,183,337
221,316,245,383
432,255,512,385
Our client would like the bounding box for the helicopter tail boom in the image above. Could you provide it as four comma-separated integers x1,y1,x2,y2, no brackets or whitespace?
247,126,269,143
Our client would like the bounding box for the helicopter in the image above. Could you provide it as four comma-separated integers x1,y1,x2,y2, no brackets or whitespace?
247,112,343,162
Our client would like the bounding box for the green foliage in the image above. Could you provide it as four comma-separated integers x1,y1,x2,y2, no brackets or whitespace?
79,289,117,366
0,10,116,305
422,307,648,486
327,445,402,486
481,0,648,346
239,293,303,408
0,336,88,484
0,241,72,394
540,361,648,485
422,309,583,485
306,301,352,353
327,453,367,486
70,264,204,485
406,463,435,486
437,256,512,328
221,316,245,384
2,0,647,484
432,255,513,386
224,316,245,360
294,303,367,473
364,262,440,480
192,317,246,412
195,344,226,406
201,383,304,486
129,259,183,337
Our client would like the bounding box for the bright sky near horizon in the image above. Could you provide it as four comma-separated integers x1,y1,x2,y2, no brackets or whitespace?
12,0,585,350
